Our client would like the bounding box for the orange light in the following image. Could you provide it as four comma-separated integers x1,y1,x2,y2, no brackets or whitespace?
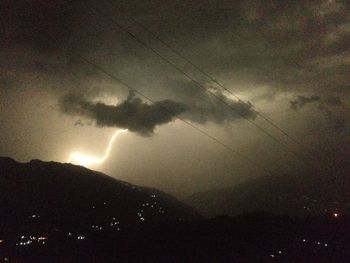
67,129,127,167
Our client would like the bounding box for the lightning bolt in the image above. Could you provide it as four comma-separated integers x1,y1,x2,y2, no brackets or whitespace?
67,129,127,167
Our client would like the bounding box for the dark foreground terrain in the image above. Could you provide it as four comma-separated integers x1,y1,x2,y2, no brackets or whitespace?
1,158,349,262
1,213,350,262
187,171,350,218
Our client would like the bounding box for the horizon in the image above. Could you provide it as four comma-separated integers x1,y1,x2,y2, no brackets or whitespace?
0,1,349,260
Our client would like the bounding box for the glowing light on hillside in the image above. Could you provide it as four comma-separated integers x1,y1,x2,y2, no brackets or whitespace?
67,129,127,167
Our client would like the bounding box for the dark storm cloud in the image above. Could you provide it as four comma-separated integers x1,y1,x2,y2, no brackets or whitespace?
2,0,349,133
318,96,348,134
2,0,349,99
324,96,343,106
60,87,257,134
59,91,187,136
290,95,321,111
289,94,348,133
318,105,349,133
74,119,93,127
166,80,256,124
290,94,344,111
154,0,350,98
1,0,350,198
1,0,80,51
0,0,121,97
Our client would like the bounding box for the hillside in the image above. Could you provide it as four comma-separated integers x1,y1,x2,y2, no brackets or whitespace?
1,157,350,262
0,157,200,236
186,173,349,217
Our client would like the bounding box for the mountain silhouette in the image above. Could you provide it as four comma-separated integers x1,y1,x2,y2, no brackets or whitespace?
186,173,349,217
0,157,200,235
1,157,350,262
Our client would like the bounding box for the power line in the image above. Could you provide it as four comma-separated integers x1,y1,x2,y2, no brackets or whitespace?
74,52,275,177
0,1,277,178
103,0,326,168
82,2,316,171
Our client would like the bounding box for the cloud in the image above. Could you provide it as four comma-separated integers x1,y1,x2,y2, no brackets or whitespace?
3,0,349,101
1,0,350,195
165,80,257,124
1,0,80,52
290,95,321,111
59,83,257,135
318,104,349,134
324,96,343,106
289,94,348,133
59,91,187,136
74,119,93,127
290,94,344,111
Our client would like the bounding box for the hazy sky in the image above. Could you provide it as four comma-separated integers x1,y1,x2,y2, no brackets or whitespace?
0,0,349,197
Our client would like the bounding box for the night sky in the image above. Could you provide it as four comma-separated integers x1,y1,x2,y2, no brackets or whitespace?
0,0,349,197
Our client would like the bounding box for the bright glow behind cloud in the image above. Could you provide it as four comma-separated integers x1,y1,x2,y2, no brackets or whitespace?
67,129,127,167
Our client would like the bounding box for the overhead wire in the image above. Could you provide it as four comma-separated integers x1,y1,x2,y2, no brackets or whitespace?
103,0,328,168
82,1,318,172
74,52,275,177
